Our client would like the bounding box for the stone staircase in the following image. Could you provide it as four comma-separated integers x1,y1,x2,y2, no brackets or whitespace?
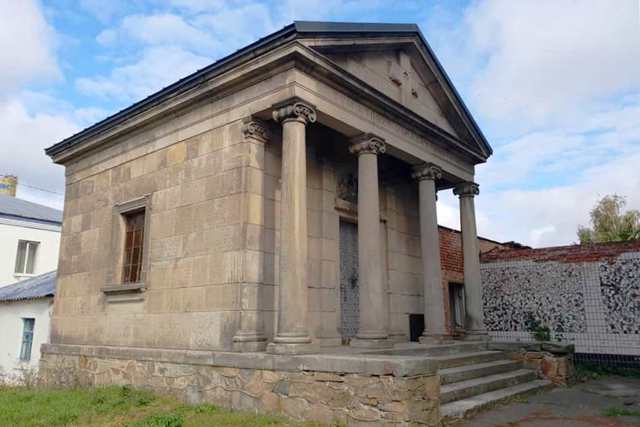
425,342,552,423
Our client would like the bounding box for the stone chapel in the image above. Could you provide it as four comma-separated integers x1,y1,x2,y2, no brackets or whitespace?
41,22,508,425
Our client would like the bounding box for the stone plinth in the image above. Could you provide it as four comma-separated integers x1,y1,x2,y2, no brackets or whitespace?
40,344,440,426
489,342,576,386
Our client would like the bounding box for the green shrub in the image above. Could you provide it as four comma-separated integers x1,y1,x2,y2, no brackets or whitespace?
127,412,184,427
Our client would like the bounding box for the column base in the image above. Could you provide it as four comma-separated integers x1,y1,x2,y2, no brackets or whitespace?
232,332,268,352
419,333,453,345
350,337,394,349
231,331,267,353
267,332,318,355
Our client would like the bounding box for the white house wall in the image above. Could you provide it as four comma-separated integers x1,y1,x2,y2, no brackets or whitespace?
0,298,52,376
0,222,60,287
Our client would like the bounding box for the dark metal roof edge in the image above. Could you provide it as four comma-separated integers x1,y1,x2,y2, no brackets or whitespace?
0,212,62,226
45,23,298,158
0,293,54,303
411,27,493,156
294,20,420,33
46,21,491,159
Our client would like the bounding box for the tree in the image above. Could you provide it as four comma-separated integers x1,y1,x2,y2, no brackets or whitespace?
577,195,640,244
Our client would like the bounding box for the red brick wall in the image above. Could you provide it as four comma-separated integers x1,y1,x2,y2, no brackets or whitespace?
437,226,505,335
480,240,640,264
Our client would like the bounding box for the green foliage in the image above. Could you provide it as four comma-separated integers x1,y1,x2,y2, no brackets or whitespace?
575,362,640,381
602,407,640,418
0,385,323,426
578,195,640,243
127,412,184,427
524,313,551,342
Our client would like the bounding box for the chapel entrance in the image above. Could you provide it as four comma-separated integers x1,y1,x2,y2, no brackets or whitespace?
339,220,359,344
449,282,466,334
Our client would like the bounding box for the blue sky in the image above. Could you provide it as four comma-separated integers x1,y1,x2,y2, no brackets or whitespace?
1,0,639,247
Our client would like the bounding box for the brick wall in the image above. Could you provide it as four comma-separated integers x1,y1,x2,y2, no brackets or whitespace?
481,239,640,264
437,226,505,334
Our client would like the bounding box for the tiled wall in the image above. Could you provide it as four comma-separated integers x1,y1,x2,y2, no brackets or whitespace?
481,246,640,358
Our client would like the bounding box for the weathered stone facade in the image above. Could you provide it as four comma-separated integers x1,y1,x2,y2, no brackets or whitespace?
43,22,495,424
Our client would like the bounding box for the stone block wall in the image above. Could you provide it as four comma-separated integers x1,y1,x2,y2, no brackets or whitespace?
385,180,423,341
53,71,294,352
56,120,254,350
481,241,640,360
40,344,440,426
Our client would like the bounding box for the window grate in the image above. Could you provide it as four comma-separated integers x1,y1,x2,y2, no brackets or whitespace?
122,210,145,284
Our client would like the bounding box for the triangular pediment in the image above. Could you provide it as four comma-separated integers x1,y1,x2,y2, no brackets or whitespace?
298,31,492,160
325,49,460,137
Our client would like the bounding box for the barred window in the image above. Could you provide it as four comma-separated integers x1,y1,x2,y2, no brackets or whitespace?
122,210,145,284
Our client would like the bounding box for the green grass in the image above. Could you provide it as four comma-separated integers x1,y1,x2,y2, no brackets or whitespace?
575,362,640,381
602,407,640,418
0,386,330,427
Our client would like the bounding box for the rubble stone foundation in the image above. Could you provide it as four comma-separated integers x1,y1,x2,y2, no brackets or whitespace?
41,344,440,426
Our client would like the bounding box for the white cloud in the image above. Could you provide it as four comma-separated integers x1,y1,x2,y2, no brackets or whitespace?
463,0,640,130
425,0,640,248
476,149,640,247
97,13,219,53
79,0,128,23
76,46,212,102
0,98,78,210
193,3,277,47
167,0,228,14
0,0,61,94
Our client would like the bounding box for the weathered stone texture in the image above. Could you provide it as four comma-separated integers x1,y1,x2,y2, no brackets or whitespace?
40,350,440,426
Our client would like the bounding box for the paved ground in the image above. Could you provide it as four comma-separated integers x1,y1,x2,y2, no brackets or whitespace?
457,376,640,427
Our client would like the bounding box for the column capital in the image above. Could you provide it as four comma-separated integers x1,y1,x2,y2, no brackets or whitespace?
272,98,317,125
412,163,442,181
453,182,480,198
241,117,270,143
349,133,386,156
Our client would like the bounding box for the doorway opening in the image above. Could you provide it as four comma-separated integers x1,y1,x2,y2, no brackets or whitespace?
449,282,465,335
339,220,359,345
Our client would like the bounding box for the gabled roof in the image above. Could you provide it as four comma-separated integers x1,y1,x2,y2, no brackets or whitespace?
0,194,62,225
0,270,56,302
46,21,491,161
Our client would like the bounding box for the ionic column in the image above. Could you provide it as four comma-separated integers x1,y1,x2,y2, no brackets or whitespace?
349,134,391,348
267,99,318,355
412,163,449,342
233,118,269,352
453,182,487,339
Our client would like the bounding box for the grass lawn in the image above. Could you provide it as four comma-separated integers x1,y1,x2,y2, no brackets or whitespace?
0,385,328,427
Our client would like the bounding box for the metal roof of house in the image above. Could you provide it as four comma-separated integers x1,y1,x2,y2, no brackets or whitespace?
0,270,56,302
45,21,491,159
0,194,62,224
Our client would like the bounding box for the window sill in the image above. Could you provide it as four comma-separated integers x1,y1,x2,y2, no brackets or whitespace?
102,283,146,303
14,273,37,279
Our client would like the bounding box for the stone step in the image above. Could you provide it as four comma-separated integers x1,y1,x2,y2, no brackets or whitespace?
432,351,507,369
419,342,489,357
439,359,523,385
441,379,553,422
440,369,538,403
